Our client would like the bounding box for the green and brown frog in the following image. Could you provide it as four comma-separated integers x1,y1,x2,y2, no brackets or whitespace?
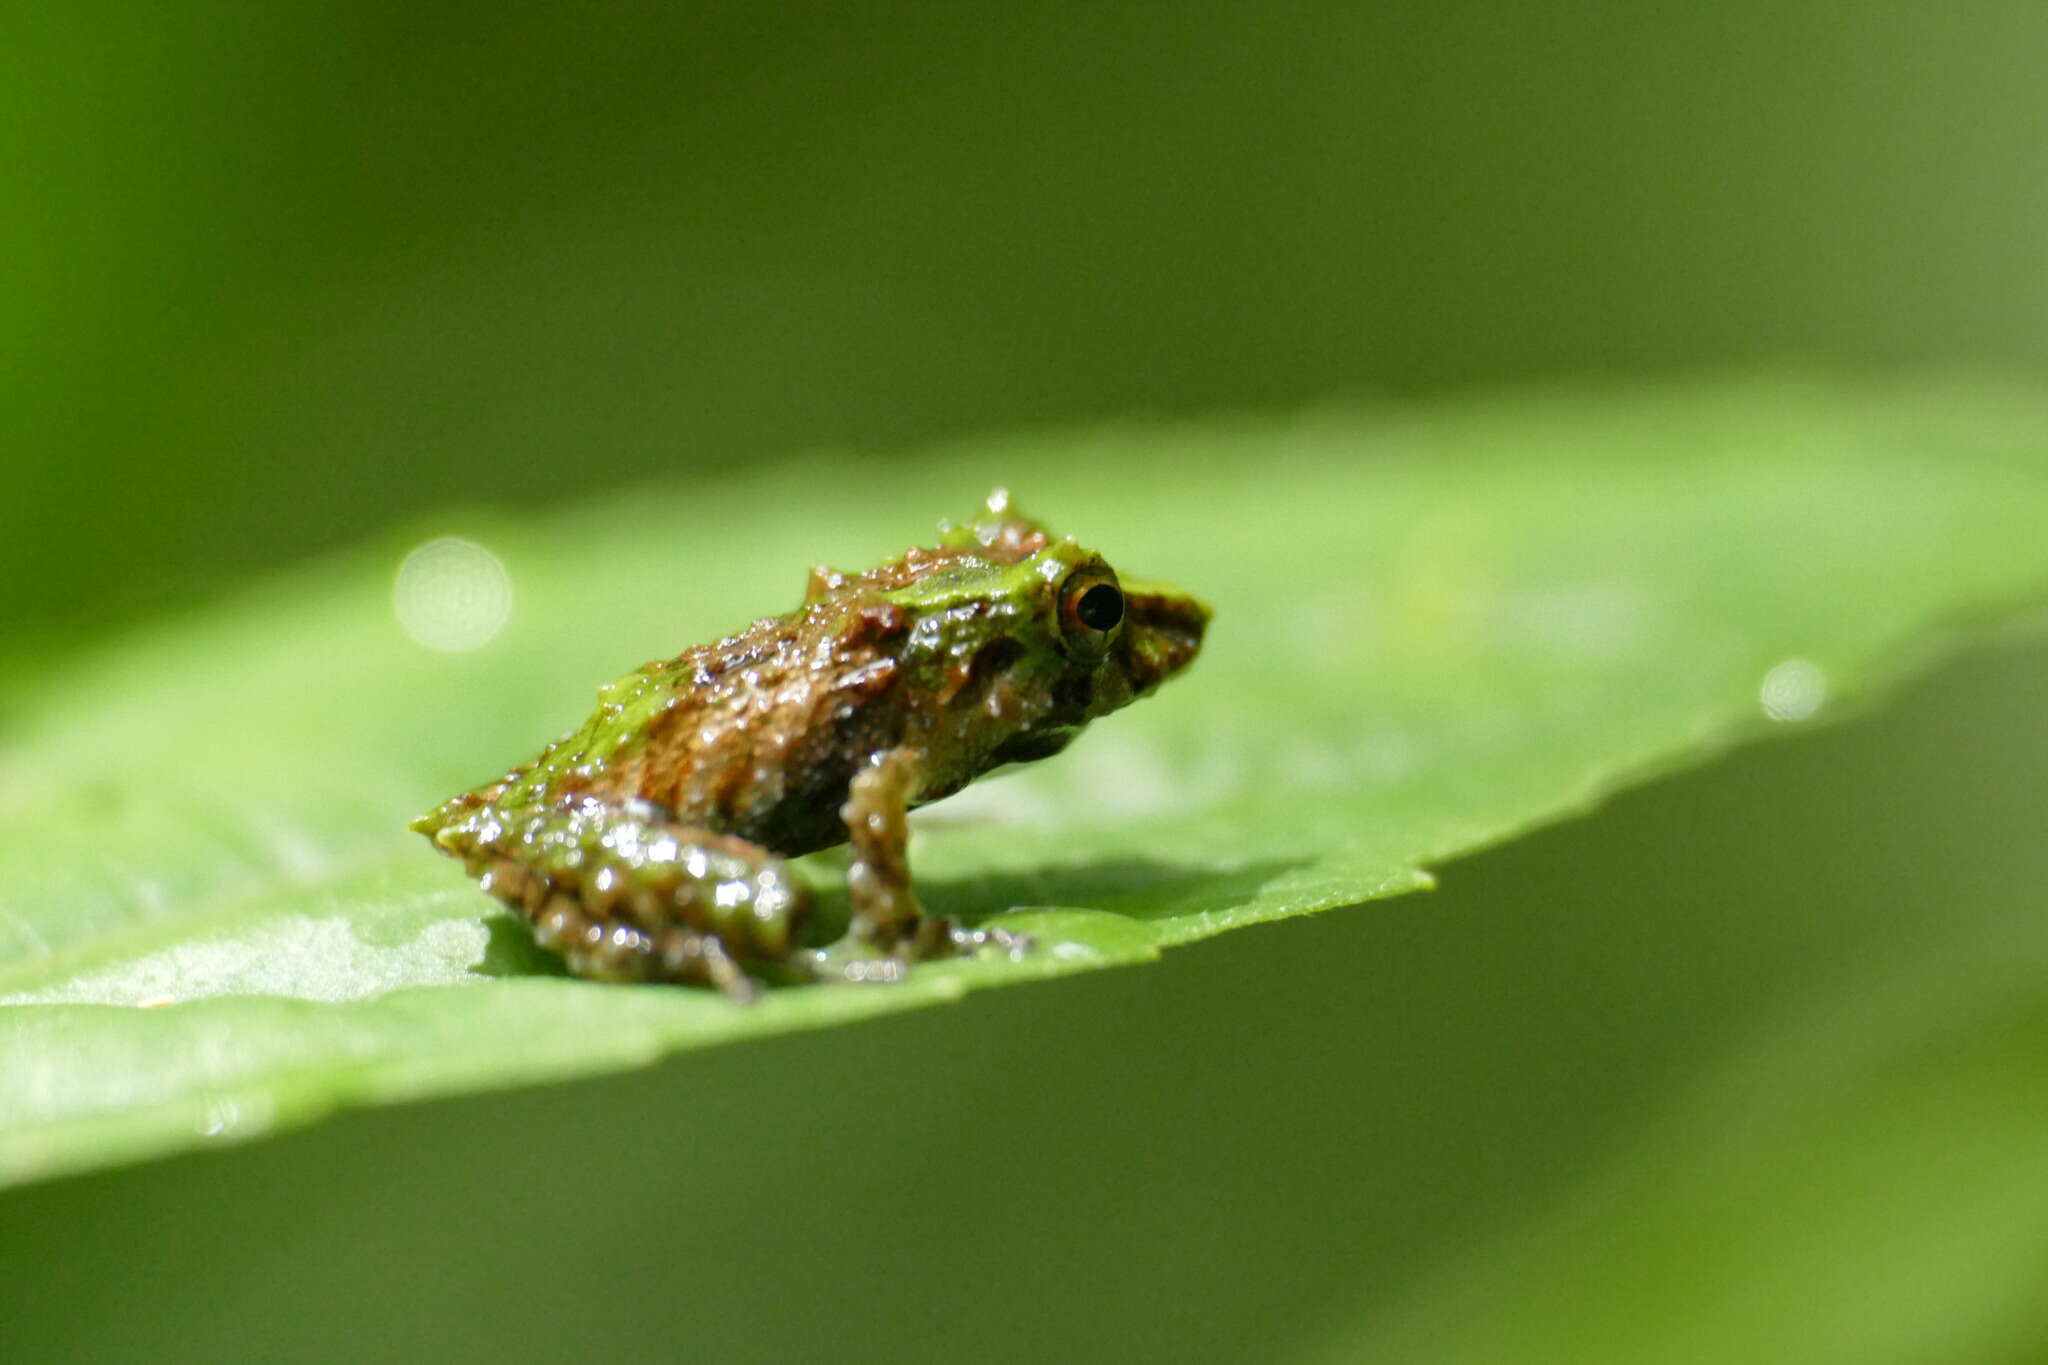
413,491,1210,999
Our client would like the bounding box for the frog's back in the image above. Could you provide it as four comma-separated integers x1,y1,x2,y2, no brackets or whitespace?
614,612,914,851
415,533,1041,856
415,603,910,857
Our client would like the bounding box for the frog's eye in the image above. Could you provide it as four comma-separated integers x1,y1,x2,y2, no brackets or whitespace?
1058,571,1124,652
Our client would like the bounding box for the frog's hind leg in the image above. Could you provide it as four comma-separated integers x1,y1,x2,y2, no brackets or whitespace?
438,797,811,1002
830,747,1030,974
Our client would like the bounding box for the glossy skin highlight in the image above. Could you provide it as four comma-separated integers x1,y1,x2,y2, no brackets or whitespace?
413,492,1210,999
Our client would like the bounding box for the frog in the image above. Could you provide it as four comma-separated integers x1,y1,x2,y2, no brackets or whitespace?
412,490,1210,1001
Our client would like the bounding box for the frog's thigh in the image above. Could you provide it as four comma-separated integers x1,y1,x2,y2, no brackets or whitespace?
466,806,809,998
841,747,925,939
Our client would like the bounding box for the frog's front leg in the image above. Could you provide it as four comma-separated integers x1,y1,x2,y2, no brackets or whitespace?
431,796,810,1002
830,747,1029,974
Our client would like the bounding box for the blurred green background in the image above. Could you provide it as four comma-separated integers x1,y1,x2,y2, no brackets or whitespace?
10,2,2048,636
8,4,2048,1361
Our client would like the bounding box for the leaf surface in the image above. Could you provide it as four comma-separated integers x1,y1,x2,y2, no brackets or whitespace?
5,376,2047,1185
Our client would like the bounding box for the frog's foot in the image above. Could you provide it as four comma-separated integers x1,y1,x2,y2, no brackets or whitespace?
805,917,1031,985
907,916,1034,962
527,899,760,1003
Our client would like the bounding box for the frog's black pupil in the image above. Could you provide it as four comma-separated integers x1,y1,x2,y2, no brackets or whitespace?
1075,582,1124,632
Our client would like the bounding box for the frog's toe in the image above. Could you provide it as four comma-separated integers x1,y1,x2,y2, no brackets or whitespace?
695,935,762,1004
794,943,910,985
942,921,1033,960
898,914,1032,962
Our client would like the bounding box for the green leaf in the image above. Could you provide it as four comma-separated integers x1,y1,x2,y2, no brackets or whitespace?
4,375,2047,1187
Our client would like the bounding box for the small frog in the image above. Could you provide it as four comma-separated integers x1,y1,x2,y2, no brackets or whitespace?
413,491,1210,1000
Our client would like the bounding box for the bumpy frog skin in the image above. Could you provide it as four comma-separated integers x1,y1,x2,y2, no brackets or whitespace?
413,491,1210,1000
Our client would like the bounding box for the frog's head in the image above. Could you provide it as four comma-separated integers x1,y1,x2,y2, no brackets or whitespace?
894,490,1210,776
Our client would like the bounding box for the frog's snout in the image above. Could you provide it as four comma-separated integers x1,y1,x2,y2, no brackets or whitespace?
1118,587,1210,694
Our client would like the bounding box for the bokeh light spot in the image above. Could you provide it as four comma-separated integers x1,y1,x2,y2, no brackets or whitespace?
1759,657,1828,722
394,537,514,652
